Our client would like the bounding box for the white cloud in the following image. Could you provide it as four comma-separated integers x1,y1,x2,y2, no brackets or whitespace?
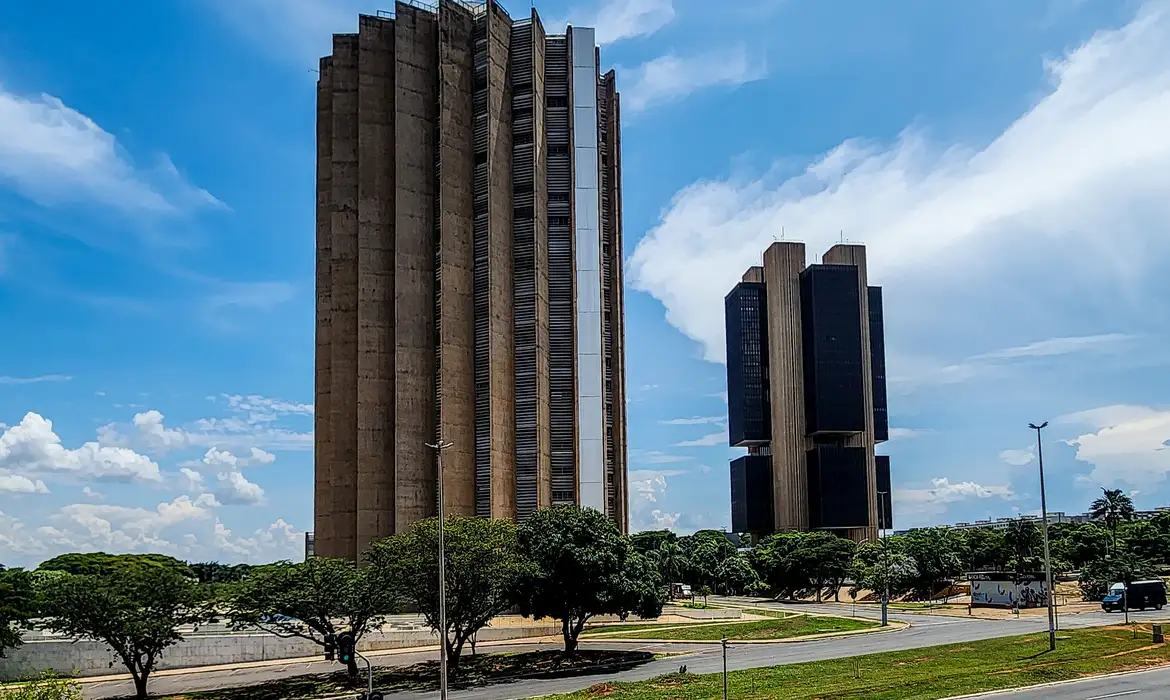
0,85,221,213
214,470,266,506
897,478,1016,506
0,374,72,385
104,408,312,456
627,2,1170,365
558,0,675,45
0,474,49,494
973,333,1136,360
887,427,934,440
660,416,726,425
0,412,162,483
131,410,191,454
673,428,729,447
629,468,688,531
621,44,766,114
1059,403,1170,487
39,495,212,554
999,447,1036,466
630,449,693,464
81,486,103,500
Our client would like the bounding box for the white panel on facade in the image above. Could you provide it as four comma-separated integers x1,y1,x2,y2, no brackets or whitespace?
570,24,606,514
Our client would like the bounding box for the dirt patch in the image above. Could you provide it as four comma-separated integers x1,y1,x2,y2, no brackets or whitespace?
586,682,619,697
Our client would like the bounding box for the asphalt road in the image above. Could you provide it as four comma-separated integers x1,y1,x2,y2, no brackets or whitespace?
962,665,1170,699
80,599,1168,699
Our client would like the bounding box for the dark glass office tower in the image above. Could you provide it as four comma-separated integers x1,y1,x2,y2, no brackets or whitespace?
724,242,891,541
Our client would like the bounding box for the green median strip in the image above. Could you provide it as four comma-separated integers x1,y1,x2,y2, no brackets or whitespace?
589,615,876,641
537,625,1170,700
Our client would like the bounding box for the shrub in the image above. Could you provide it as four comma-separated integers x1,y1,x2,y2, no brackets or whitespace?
0,672,83,700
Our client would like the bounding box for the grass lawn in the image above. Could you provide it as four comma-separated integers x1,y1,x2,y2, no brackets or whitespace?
606,615,875,641
541,626,1170,700
159,650,654,700
583,622,695,636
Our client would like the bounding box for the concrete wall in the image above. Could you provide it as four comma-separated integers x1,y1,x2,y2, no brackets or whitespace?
0,624,561,681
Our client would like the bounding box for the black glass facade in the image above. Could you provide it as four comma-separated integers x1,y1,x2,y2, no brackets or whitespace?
868,286,889,443
800,265,866,435
807,445,869,529
876,454,893,530
730,455,773,533
725,283,771,446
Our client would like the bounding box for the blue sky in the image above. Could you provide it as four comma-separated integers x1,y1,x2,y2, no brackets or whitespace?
2,0,1170,567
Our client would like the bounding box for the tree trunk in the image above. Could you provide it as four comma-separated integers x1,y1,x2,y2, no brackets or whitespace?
561,618,576,659
133,673,149,700
346,656,359,679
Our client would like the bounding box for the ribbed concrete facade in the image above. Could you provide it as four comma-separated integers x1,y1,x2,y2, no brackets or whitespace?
724,241,888,543
314,1,628,561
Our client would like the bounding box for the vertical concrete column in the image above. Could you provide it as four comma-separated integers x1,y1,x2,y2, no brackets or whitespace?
822,244,879,543
531,17,553,511
330,34,361,562
393,3,439,531
435,0,477,518
763,241,808,532
355,15,396,558
486,1,516,521
314,55,335,558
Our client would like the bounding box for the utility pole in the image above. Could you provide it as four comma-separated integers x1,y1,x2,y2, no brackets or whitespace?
426,439,454,700
1029,422,1057,652
721,636,729,700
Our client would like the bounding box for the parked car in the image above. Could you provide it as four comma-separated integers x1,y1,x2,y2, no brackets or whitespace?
1101,580,1167,612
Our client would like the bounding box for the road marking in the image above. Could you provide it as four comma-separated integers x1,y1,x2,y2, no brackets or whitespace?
1085,692,1140,700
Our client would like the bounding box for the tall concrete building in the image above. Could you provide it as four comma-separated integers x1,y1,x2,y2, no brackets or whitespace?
314,0,629,562
724,242,891,543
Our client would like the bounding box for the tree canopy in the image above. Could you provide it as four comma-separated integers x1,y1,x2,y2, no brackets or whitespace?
37,552,193,579
367,516,527,669
515,506,664,656
0,567,36,658
1089,488,1136,551
38,566,212,700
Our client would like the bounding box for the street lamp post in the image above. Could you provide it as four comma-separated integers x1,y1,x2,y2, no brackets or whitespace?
877,490,890,627
1028,421,1057,652
426,439,454,700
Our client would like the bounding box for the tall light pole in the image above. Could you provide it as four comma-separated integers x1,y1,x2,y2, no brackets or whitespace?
426,439,454,700
877,490,890,627
1029,421,1056,652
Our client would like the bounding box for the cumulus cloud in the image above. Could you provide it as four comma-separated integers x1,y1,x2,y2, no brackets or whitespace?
999,447,1036,467
0,412,162,483
1060,404,1170,487
896,478,1016,524
103,407,312,456
0,474,49,494
620,44,766,114
629,468,687,530
628,2,1170,367
0,84,221,213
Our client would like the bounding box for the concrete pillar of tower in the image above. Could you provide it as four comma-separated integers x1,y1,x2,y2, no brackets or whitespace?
355,15,396,558
762,241,809,533
314,55,335,558
329,34,361,562
393,3,439,532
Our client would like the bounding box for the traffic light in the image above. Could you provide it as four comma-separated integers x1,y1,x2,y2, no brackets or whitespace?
323,634,335,662
336,631,356,665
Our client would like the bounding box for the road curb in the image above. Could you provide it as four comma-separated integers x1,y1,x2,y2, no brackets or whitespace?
937,661,1170,700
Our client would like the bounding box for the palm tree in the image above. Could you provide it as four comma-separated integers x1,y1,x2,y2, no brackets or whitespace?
1090,488,1136,553
656,541,690,594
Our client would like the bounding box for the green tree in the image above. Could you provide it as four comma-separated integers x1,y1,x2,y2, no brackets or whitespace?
1118,521,1170,565
0,567,36,658
714,553,761,596
367,517,526,670
753,532,812,597
223,557,394,677
851,539,913,599
36,552,192,579
1052,523,1110,569
630,530,677,556
957,527,1008,571
653,540,690,592
188,561,254,585
515,505,665,658
1089,488,1136,553
679,530,737,588
902,528,963,600
38,567,212,700
1079,549,1160,601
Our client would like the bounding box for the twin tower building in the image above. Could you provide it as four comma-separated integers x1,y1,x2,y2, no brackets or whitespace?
725,242,894,543
313,1,628,561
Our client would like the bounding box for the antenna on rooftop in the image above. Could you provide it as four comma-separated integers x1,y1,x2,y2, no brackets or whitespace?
839,229,845,244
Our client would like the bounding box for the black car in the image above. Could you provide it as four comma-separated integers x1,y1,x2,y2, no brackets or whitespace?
1101,579,1167,612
